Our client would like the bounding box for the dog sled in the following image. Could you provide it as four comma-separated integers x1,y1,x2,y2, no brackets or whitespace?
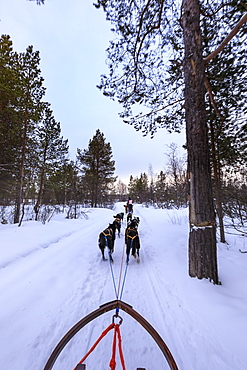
43,299,178,370
43,212,178,369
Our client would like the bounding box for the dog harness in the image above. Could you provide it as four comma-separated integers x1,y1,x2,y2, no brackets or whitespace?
103,229,113,237
126,228,138,240
126,233,138,240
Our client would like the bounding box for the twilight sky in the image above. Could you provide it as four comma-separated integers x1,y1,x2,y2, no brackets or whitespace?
1,0,186,184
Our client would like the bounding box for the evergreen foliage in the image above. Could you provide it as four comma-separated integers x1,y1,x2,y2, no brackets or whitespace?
0,36,22,205
128,172,149,203
45,161,78,207
34,103,69,220
1,8,246,235
0,36,69,222
14,44,46,224
77,129,117,207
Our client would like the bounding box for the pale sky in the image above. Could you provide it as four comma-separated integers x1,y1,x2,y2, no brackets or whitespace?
1,0,185,184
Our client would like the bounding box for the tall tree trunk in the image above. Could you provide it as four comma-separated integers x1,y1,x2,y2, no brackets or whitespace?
181,0,219,284
34,167,45,221
34,145,47,221
14,117,28,224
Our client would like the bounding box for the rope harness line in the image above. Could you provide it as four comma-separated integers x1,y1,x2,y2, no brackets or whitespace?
74,315,126,370
119,261,129,301
109,315,126,370
44,300,179,370
43,216,179,370
119,237,135,300
118,223,139,300
111,223,138,301
116,238,128,300
74,218,137,369
73,323,115,369
104,219,133,302
104,235,118,298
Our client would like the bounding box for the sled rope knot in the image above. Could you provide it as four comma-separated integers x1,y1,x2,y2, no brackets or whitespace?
74,314,126,370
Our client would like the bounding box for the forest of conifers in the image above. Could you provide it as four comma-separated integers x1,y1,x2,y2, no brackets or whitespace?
1,0,247,284
0,32,246,231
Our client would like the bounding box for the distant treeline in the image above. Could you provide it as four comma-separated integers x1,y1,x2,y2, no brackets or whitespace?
0,35,246,232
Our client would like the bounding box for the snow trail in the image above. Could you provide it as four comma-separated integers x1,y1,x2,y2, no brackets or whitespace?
1,203,246,369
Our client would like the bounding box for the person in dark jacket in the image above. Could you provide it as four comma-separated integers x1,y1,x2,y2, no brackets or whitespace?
127,197,133,213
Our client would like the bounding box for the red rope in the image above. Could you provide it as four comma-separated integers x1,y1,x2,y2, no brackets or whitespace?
74,322,126,370
109,324,117,369
109,324,126,370
116,325,126,369
73,323,115,370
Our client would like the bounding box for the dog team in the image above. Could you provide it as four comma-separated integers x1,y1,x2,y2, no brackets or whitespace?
98,201,140,264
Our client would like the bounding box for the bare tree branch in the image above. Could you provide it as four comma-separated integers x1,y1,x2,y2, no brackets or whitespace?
200,2,233,18
133,0,165,89
204,12,247,63
125,98,184,122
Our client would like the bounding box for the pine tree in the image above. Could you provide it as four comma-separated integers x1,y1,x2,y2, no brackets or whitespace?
46,161,77,206
13,44,46,224
181,0,218,283
0,36,21,205
128,173,149,203
77,129,116,207
33,103,69,220
0,36,72,221
154,171,168,208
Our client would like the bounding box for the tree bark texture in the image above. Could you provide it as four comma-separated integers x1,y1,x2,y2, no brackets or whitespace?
34,145,47,221
14,116,28,224
181,0,219,283
34,167,45,221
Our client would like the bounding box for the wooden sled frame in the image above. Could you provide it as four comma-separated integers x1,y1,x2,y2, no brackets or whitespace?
43,299,178,370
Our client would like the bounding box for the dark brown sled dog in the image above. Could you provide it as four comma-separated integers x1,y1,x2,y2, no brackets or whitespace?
98,220,119,262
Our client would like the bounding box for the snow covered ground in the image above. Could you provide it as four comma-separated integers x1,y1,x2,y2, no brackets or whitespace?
0,203,247,370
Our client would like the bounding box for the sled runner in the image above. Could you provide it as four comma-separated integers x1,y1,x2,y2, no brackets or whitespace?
43,299,178,370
